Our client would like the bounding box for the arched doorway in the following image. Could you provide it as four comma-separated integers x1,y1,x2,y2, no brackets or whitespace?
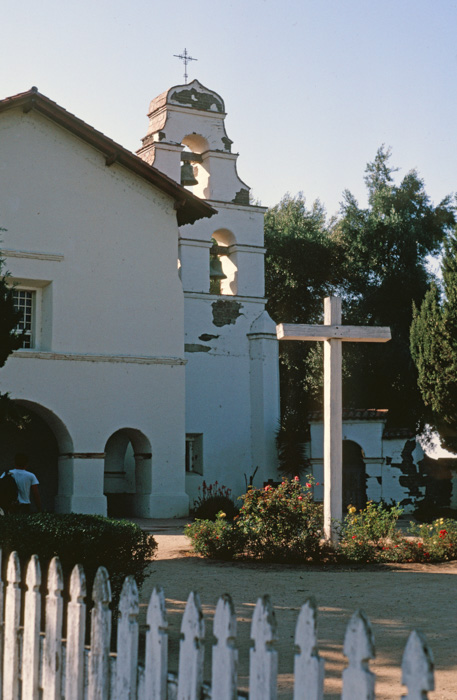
342,440,367,513
104,428,152,517
0,400,72,512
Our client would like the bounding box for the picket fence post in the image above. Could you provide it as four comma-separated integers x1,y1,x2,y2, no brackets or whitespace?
177,591,205,700
65,564,87,700
43,556,64,700
3,551,21,700
143,586,168,700
293,598,324,700
114,575,139,700
22,555,42,700
249,595,278,700
211,593,238,700
401,630,434,700
342,609,375,700
89,567,112,700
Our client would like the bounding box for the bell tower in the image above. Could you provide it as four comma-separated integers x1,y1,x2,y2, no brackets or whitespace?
137,79,249,202
137,79,267,296
137,80,280,501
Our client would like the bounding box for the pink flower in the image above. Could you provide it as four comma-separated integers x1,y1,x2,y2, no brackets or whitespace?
294,476,299,481
352,535,356,540
306,482,311,488
298,496,303,501
316,482,320,486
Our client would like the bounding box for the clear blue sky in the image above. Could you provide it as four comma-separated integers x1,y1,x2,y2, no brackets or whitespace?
2,0,457,217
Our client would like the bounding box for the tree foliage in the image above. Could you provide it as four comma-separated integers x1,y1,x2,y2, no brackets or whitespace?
0,233,27,423
411,233,457,450
333,146,455,429
265,148,456,458
264,195,337,466
0,272,24,368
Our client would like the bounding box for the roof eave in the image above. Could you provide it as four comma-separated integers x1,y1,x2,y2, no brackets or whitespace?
0,89,216,227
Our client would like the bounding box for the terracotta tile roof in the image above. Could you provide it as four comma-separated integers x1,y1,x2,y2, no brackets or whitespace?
308,408,417,439
383,427,416,439
0,87,216,227
308,408,388,422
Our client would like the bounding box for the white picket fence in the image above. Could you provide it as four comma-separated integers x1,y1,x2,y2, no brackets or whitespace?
0,550,435,699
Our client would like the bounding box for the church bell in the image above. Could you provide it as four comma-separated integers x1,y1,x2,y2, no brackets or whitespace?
180,162,198,186
209,256,227,280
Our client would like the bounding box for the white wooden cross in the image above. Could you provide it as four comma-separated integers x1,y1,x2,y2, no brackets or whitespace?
276,296,391,541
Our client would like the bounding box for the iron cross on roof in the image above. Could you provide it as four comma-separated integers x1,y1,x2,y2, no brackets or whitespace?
173,48,198,84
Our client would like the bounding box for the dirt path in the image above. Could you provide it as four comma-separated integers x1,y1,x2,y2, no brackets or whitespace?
136,520,457,699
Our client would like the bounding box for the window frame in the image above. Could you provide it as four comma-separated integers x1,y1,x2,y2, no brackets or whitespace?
9,278,51,351
13,287,38,350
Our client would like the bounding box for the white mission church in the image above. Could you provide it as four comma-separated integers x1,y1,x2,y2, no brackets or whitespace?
0,80,280,516
1,80,453,517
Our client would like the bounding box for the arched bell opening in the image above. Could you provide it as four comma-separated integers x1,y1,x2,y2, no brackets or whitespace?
210,229,237,295
342,440,367,513
180,134,210,197
0,399,74,512
104,428,152,517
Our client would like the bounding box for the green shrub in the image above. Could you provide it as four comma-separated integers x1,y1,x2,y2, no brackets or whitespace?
238,477,323,562
0,513,157,605
339,502,457,564
408,518,457,561
186,478,323,562
338,501,404,562
191,481,238,521
185,512,246,560
341,500,403,539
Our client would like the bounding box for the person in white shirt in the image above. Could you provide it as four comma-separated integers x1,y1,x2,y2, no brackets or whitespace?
7,453,42,513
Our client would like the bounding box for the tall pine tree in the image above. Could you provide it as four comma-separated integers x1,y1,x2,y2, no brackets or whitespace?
411,232,457,450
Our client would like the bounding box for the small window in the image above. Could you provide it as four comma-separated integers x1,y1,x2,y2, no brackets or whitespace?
13,290,35,348
186,434,203,475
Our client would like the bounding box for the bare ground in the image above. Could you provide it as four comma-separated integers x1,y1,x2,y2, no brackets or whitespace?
135,519,457,699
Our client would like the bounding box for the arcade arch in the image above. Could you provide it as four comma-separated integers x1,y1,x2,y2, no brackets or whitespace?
342,440,367,512
104,428,152,517
0,400,74,512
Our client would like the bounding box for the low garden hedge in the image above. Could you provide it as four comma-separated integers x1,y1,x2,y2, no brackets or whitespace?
0,513,157,606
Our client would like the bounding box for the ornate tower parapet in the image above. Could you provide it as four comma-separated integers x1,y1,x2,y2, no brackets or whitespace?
137,79,250,204
137,80,266,299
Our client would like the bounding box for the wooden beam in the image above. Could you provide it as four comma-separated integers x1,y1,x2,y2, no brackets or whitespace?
276,323,391,343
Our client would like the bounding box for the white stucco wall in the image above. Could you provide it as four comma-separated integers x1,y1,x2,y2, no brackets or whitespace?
0,106,188,516
184,295,279,505
0,109,184,357
309,419,427,512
